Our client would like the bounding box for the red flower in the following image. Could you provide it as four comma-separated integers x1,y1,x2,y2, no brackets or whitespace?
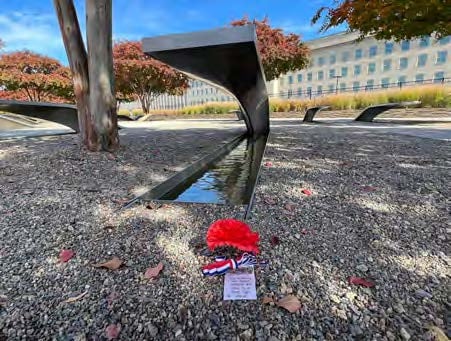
207,219,260,254
59,249,75,263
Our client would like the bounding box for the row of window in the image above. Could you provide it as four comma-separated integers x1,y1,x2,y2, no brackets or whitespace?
285,72,446,96
314,36,450,66
285,51,448,84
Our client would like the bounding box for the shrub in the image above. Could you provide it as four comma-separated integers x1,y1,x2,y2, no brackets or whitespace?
131,108,144,116
117,109,131,116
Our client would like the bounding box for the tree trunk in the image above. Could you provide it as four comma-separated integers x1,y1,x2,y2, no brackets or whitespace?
53,0,97,150
86,0,119,151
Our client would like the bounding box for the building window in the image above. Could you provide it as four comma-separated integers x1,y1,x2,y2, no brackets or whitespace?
341,67,348,77
297,74,303,82
342,51,350,62
369,46,377,57
339,82,346,92
399,57,408,70
439,36,450,45
398,76,407,85
288,89,293,97
353,81,360,92
354,65,361,76
401,40,410,51
288,75,293,84
368,62,376,74
307,72,312,81
434,71,445,83
318,57,325,66
419,36,430,48
381,78,390,88
366,79,374,90
436,51,448,64
328,84,335,93
383,59,392,71
329,69,336,78
307,86,312,96
317,86,323,95
318,71,324,80
417,54,428,67
355,49,362,60
415,74,424,83
330,55,336,64
297,87,302,96
385,42,394,54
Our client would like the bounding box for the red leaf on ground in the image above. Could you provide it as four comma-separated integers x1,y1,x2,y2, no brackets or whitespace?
105,324,121,340
59,249,75,263
300,228,308,235
270,236,280,246
301,189,312,196
264,161,273,167
362,185,377,192
106,153,116,161
284,203,295,211
107,291,120,308
263,196,276,205
262,295,274,304
348,276,374,288
145,262,164,280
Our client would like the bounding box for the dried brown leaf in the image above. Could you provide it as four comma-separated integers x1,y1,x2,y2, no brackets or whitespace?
276,295,302,313
93,257,123,270
144,262,164,279
65,291,88,303
262,296,274,304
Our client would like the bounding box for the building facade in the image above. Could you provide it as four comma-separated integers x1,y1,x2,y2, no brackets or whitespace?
148,32,451,110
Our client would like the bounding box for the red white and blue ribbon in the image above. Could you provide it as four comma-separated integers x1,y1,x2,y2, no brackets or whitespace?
202,253,267,276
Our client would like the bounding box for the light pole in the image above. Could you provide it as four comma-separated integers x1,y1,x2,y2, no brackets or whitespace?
333,75,343,94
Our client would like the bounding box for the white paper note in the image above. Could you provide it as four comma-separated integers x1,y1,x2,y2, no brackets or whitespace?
223,266,257,300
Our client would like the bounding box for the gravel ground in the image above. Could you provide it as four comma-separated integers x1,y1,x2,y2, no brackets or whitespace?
143,107,451,121
0,120,450,340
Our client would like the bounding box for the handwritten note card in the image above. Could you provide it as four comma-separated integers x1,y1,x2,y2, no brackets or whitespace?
223,266,257,300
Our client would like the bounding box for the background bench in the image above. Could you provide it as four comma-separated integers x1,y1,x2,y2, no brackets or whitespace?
303,105,331,122
355,101,421,122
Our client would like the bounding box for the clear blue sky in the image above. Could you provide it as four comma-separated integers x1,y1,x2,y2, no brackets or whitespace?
0,0,344,64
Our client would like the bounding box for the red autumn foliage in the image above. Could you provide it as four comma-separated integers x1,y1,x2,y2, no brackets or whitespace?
312,0,451,41
348,276,374,288
207,219,260,254
0,51,74,103
231,17,310,81
113,41,188,113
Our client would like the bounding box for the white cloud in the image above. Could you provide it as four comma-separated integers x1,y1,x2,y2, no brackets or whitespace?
0,11,65,61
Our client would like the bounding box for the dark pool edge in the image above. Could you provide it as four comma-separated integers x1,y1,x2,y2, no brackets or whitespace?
242,133,270,220
122,133,247,209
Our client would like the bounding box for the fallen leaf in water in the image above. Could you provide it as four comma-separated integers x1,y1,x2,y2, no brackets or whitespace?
65,291,88,303
262,296,274,304
428,326,449,341
264,161,273,167
362,185,377,192
145,262,164,279
348,276,374,288
276,295,302,313
93,257,123,270
59,249,75,263
301,189,312,196
105,324,121,340
270,236,280,246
